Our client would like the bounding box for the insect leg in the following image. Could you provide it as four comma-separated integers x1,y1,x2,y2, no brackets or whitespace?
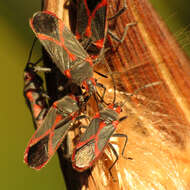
27,57,51,73
96,82,107,102
108,142,119,180
76,114,90,121
108,0,127,21
33,65,52,72
107,22,137,44
112,133,128,158
94,70,108,78
26,38,51,73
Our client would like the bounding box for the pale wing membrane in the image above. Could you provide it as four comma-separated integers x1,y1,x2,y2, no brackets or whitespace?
74,140,96,168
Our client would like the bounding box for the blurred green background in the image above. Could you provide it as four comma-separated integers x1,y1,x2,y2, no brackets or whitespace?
1,0,189,190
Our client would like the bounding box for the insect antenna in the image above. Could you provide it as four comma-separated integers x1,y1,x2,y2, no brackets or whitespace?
94,70,108,78
93,60,117,106
120,81,162,108
27,37,37,63
26,37,43,70
104,61,117,105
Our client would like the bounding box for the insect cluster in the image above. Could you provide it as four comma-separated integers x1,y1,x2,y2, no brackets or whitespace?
24,0,134,178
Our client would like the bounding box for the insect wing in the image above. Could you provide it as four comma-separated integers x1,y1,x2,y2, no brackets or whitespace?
24,96,79,169
96,122,115,154
72,117,101,171
24,105,59,169
72,107,119,171
79,118,100,142
51,116,73,150
30,11,89,73
96,108,119,152
72,121,115,171
72,140,96,170
76,0,107,52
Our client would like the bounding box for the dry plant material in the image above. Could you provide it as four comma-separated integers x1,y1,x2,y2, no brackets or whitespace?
43,0,190,189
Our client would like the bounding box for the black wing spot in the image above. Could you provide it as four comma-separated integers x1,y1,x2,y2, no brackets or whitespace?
33,12,57,35
27,135,49,168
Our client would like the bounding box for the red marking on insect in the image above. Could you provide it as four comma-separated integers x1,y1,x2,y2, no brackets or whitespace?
94,121,107,155
64,69,72,79
69,94,78,102
94,113,100,118
25,91,44,119
30,11,99,95
24,115,62,168
83,0,107,38
52,101,58,108
82,81,89,91
112,120,119,128
90,55,98,59
93,38,104,49
74,134,96,150
33,104,43,118
58,20,77,61
26,91,34,101
75,31,81,40
30,12,77,62
108,104,121,113
43,10,57,18
115,106,121,114
90,78,96,86
24,95,80,170
37,33,62,46
85,57,93,66
36,32,77,62
24,59,48,130
81,77,96,91
85,26,92,38
47,114,63,155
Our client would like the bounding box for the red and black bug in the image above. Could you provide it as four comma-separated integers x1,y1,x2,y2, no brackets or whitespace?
71,102,128,176
30,11,106,95
24,95,80,169
75,0,107,55
24,39,48,129
74,0,134,56
24,62,48,129
71,85,128,177
71,80,161,176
